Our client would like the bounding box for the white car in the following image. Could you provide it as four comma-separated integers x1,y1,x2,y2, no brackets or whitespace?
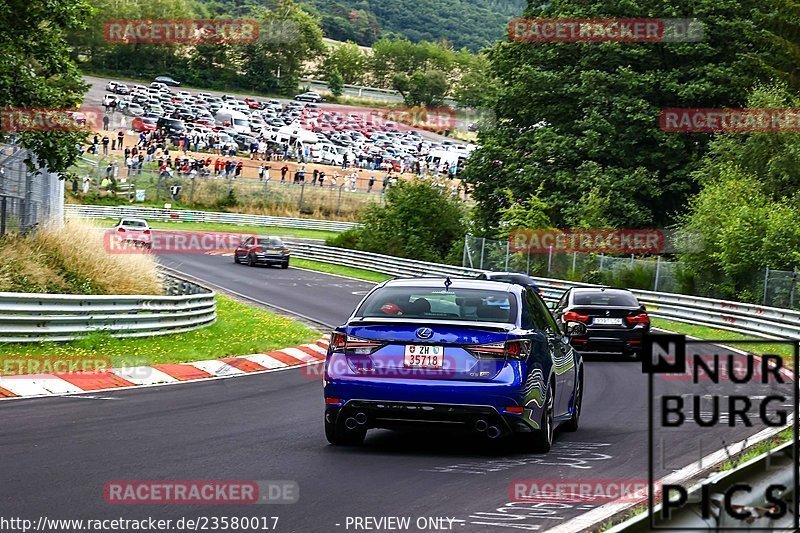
111,218,152,248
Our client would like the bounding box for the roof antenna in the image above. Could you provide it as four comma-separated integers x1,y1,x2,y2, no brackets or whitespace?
444,277,452,291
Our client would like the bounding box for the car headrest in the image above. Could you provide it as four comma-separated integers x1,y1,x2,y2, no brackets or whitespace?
476,305,509,320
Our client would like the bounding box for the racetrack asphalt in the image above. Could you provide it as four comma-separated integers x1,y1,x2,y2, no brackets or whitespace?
0,252,792,532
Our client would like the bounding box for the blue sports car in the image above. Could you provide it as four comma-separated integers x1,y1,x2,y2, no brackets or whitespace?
323,278,586,452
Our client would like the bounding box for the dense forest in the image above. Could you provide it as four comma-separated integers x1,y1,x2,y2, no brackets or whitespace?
203,0,526,49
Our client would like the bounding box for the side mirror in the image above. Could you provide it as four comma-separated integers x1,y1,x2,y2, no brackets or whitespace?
566,323,587,337
547,300,558,310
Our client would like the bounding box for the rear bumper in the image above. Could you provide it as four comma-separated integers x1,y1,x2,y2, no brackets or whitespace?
324,361,541,434
570,326,648,354
325,399,535,435
253,254,288,265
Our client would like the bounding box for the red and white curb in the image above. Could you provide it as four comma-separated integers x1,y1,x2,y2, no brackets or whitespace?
0,337,329,400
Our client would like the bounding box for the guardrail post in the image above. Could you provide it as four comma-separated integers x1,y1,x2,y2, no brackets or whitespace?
547,246,553,274
0,196,6,237
572,251,577,275
480,238,485,270
791,268,797,308
504,241,510,270
600,254,605,271
654,255,661,291
763,267,770,305
527,247,532,274
462,235,468,268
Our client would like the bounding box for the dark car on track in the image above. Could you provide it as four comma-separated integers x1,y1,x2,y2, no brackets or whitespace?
234,236,290,268
323,278,587,452
476,271,542,295
552,288,650,358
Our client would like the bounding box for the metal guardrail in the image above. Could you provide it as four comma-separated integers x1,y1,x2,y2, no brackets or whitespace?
284,241,800,340
65,204,358,233
0,274,216,343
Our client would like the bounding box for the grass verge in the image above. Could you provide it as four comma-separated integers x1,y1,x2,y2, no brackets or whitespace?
652,318,796,366
0,220,160,295
291,258,391,283
85,218,339,241
0,295,320,373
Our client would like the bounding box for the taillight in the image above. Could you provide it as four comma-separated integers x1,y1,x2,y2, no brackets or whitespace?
143,229,151,235
343,335,384,355
330,332,346,352
467,340,530,360
117,227,126,232
625,313,650,325
563,311,589,323
329,333,383,355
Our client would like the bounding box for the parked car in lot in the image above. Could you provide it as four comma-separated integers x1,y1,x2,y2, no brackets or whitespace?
111,218,151,248
106,81,129,94
552,288,650,358
132,116,157,132
323,278,586,451
121,103,144,117
233,236,290,268
154,75,180,87
476,272,542,295
295,91,323,103
156,117,186,137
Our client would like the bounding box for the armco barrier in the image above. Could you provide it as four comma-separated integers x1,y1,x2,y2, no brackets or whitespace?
0,274,216,343
65,204,358,233
283,241,800,340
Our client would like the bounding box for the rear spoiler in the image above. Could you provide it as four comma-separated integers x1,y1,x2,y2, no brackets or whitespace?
346,317,515,332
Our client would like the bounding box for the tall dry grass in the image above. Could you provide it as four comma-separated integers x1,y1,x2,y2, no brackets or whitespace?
0,220,162,295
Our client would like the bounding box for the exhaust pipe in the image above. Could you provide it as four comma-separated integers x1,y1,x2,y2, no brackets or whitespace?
344,417,359,430
474,419,488,432
354,412,368,425
486,425,502,439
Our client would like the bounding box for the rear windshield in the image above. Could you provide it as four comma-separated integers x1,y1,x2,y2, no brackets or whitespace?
257,237,283,247
356,287,517,324
120,220,146,228
573,291,639,306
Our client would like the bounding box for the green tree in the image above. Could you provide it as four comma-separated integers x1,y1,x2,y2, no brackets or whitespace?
320,41,366,84
677,164,800,302
392,70,449,107
328,68,344,96
464,0,800,235
1,0,92,175
239,0,325,95
329,180,466,262
693,83,800,201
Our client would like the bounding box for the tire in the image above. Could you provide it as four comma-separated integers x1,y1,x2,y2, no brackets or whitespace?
325,417,366,446
247,254,256,267
233,253,240,264
561,369,582,433
531,382,555,453
281,259,289,269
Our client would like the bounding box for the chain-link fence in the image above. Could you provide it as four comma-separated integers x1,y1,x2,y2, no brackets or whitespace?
463,235,800,309
0,142,64,236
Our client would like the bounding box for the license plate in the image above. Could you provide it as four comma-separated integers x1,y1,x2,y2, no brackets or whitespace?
404,345,444,369
594,317,622,325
